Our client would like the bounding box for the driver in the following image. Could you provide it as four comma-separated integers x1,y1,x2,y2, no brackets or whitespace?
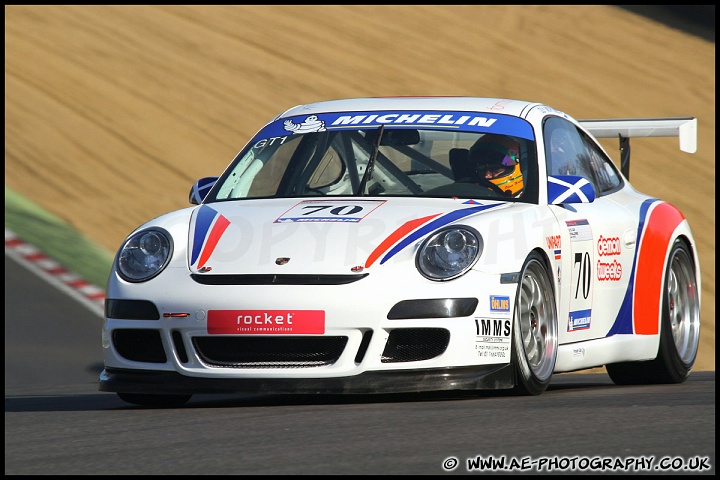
467,134,524,197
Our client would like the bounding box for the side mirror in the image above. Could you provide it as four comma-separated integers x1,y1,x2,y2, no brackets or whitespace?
189,177,219,205
548,175,596,205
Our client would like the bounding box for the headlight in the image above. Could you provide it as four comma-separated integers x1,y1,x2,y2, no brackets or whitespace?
116,228,173,283
416,226,482,281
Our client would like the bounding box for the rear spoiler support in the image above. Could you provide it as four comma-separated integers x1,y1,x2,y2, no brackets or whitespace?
579,117,697,180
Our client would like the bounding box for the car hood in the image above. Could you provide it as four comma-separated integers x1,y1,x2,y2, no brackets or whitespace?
188,198,510,275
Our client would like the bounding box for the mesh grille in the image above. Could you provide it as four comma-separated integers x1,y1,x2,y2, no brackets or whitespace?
192,336,348,368
113,329,167,363
381,328,450,363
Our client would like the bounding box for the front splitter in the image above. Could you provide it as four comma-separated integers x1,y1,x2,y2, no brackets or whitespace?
99,363,515,395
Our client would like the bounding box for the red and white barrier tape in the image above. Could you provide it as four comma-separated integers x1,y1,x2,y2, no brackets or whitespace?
5,228,106,315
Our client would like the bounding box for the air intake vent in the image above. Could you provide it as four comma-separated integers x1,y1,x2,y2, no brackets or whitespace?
381,328,450,363
192,336,348,368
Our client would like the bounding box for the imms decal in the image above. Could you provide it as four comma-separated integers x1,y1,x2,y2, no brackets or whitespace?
474,318,511,360
474,318,511,337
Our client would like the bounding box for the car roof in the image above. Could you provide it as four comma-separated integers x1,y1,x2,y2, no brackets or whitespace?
275,97,543,119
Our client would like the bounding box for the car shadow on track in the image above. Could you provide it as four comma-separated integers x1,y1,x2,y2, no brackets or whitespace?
3,373,616,412
7,372,713,412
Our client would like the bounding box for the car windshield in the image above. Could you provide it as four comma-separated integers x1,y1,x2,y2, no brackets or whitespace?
206,111,537,203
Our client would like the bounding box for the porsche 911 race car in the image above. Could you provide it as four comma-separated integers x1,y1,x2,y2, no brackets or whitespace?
99,97,701,407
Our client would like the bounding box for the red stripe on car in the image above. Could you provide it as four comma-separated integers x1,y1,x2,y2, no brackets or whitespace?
633,202,684,334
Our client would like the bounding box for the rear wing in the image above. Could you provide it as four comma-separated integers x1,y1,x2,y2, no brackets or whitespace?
578,117,697,179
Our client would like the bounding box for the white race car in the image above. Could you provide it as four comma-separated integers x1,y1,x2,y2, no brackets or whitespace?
99,97,701,407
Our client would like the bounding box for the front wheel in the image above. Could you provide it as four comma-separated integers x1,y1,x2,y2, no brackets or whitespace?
511,252,558,395
607,239,700,385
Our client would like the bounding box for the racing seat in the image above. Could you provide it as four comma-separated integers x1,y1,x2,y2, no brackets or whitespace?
449,148,473,181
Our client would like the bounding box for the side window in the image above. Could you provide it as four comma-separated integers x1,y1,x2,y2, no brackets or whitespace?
544,117,591,178
578,131,622,194
543,116,621,196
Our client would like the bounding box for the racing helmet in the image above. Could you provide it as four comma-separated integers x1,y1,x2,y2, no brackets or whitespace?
468,134,524,196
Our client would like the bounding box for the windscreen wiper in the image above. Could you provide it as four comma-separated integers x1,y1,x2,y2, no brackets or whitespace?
357,125,384,196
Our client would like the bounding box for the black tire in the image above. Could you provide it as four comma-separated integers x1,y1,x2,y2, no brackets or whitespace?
511,252,558,395
117,392,193,408
607,239,700,385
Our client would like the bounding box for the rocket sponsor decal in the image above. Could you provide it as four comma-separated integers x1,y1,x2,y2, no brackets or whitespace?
208,309,325,334
191,205,231,270
364,203,506,268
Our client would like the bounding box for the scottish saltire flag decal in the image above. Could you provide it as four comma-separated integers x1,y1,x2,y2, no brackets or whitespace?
364,203,505,267
189,176,218,204
547,175,596,204
191,205,231,269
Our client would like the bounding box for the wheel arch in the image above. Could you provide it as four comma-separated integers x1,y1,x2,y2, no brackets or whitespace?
530,246,557,299
648,228,701,339
510,247,559,395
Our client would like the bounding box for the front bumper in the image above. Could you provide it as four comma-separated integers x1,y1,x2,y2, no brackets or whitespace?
102,267,519,391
